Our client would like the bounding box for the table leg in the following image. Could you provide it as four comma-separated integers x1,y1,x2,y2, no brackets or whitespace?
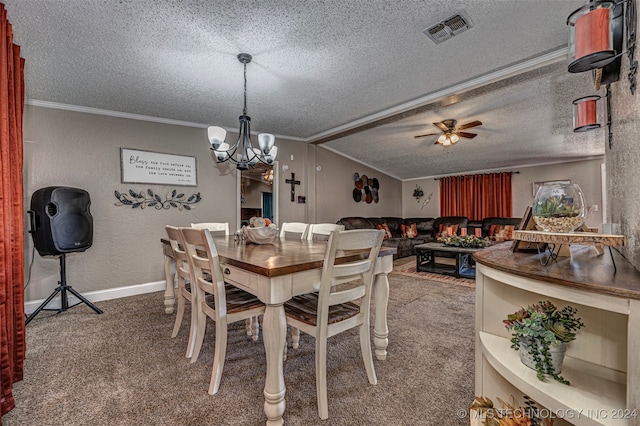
163,254,175,314
262,304,287,426
373,272,390,361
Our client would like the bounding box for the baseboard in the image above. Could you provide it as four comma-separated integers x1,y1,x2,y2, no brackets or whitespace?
24,281,167,314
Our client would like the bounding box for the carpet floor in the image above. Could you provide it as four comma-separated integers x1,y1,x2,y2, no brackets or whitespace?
5,263,476,426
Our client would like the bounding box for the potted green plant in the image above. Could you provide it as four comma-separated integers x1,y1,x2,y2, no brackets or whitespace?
503,300,584,385
532,182,586,232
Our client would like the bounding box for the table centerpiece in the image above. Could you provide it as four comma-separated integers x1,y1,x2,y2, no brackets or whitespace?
241,217,278,244
439,234,490,248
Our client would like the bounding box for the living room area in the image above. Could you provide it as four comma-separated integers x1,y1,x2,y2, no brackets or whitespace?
2,1,640,424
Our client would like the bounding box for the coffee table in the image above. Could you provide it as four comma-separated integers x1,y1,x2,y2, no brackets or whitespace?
415,242,482,279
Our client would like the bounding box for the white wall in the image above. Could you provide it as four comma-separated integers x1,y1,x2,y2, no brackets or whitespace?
23,106,239,302
514,159,603,229
311,146,403,223
22,105,398,304
401,158,604,228
22,104,611,306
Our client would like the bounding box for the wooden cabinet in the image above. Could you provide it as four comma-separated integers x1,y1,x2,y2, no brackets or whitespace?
474,244,640,426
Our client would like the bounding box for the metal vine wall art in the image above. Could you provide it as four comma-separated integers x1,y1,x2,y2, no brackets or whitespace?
114,188,201,210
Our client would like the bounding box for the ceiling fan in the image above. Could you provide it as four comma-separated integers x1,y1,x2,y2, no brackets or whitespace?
414,118,482,146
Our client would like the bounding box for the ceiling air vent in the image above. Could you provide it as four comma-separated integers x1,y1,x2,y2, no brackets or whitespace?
423,10,474,45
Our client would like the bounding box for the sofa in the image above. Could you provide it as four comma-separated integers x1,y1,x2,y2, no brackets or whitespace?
336,216,521,259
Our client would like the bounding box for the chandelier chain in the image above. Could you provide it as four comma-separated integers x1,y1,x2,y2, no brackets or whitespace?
243,61,248,115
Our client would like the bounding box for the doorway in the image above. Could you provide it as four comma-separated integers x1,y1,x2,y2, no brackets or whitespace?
237,162,278,228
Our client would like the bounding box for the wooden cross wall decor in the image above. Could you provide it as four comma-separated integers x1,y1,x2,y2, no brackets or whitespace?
285,173,300,202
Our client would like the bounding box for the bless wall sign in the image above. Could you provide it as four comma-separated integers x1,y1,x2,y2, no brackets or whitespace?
120,148,197,187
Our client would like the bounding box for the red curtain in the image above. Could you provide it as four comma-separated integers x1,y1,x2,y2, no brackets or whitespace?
0,3,25,420
439,172,512,221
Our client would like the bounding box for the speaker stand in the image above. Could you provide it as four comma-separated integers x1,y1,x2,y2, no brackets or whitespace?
26,253,103,325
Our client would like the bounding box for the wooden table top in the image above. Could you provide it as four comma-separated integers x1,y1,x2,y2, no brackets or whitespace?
161,236,396,278
513,230,626,247
473,242,640,299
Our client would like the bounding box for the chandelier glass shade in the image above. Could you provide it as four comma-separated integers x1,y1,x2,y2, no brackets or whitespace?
207,53,277,170
437,133,460,146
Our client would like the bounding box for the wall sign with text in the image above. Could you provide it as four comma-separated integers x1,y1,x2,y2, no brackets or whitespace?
120,148,197,186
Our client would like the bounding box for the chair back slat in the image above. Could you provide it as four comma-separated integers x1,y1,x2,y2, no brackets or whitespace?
280,222,310,240
307,223,345,241
318,229,384,310
191,222,229,236
328,286,366,306
332,260,371,279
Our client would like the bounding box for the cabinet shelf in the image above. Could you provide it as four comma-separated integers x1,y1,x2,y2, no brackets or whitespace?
475,244,640,426
480,332,627,426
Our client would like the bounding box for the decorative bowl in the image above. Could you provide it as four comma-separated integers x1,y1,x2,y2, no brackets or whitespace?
242,225,278,244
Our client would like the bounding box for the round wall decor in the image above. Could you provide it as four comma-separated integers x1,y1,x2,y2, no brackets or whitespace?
352,172,379,203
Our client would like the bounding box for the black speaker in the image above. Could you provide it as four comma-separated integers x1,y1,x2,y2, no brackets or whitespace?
28,186,93,256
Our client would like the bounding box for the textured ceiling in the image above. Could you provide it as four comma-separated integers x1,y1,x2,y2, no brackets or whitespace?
4,0,604,179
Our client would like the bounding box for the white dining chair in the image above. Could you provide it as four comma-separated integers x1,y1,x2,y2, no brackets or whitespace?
191,222,230,236
284,229,384,419
192,222,258,339
279,222,310,240
180,227,265,395
306,223,345,241
165,225,198,359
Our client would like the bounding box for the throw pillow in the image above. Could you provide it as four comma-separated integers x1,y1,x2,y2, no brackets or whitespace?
437,223,458,239
406,223,418,239
400,223,408,238
376,223,392,240
489,224,515,242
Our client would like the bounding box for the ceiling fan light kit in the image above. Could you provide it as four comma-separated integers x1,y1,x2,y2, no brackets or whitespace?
414,118,482,147
206,53,278,170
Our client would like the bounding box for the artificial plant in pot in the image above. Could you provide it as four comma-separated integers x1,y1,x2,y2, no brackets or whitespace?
503,300,584,385
532,182,586,232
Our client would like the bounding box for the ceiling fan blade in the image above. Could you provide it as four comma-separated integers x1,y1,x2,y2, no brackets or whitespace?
433,122,449,132
414,132,439,139
457,120,482,130
456,131,477,139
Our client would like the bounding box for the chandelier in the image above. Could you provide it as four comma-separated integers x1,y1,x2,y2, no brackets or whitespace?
207,53,278,170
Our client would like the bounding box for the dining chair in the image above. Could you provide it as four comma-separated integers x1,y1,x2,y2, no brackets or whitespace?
306,223,345,241
191,221,257,337
284,229,384,419
191,222,230,236
279,222,310,240
179,227,266,395
165,225,198,359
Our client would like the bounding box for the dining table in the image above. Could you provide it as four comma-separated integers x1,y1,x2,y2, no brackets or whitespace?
161,235,396,425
